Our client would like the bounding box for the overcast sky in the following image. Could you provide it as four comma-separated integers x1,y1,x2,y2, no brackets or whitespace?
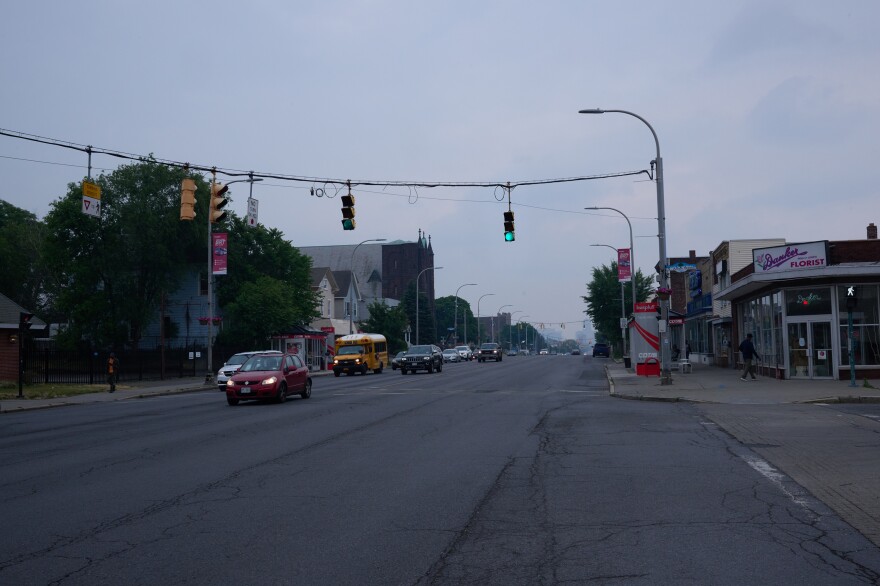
2,1,879,342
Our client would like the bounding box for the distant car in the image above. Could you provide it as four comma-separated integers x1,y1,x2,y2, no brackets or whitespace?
539,349,549,355
507,349,518,356
455,345,473,361
519,349,531,356
442,349,460,363
391,351,406,370
216,350,277,391
571,349,581,355
592,343,611,358
225,353,312,406
400,345,443,374
477,343,502,362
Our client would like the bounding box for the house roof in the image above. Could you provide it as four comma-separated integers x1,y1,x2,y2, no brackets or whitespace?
0,292,46,330
310,266,339,294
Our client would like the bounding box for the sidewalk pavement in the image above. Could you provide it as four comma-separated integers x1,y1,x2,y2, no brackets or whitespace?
0,369,335,414
604,359,880,404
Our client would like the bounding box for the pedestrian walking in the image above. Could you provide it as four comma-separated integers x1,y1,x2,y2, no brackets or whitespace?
739,334,760,381
107,352,119,393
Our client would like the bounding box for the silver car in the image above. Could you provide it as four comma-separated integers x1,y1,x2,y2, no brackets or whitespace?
442,349,461,363
455,345,472,361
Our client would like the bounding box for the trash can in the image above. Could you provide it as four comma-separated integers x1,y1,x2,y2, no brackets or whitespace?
623,356,632,369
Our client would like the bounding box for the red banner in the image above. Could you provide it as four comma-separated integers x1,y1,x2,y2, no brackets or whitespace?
617,248,631,282
212,232,228,276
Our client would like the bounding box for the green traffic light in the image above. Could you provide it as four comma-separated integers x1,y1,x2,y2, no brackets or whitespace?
504,231,515,242
342,218,356,230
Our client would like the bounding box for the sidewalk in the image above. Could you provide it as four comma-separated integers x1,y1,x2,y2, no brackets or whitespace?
0,370,335,413
604,359,880,404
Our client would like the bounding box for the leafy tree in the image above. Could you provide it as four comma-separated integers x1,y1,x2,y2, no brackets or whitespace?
582,262,653,352
0,200,47,312
359,301,408,353
42,159,204,349
218,276,299,348
215,213,319,330
435,296,465,346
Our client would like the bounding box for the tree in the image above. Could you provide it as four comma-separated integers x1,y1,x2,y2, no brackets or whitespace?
219,276,299,348
215,213,319,332
434,296,460,346
359,301,408,353
582,262,653,352
0,200,47,312
42,159,204,350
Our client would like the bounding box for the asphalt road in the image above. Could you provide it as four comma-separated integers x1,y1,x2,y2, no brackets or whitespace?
2,355,880,585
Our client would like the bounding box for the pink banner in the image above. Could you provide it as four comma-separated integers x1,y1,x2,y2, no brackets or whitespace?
212,232,228,276
617,248,631,282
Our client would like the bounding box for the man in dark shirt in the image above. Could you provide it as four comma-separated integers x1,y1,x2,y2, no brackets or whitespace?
739,334,760,381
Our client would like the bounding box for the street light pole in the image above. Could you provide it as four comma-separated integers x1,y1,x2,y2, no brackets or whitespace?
494,304,512,343
415,266,443,345
509,310,523,352
476,293,495,346
519,316,531,354
454,283,477,346
349,238,387,335
580,108,671,383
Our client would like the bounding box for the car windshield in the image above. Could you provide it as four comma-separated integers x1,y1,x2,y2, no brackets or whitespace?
337,345,364,356
409,345,432,354
226,354,252,366
443,350,456,354
240,355,282,372
480,343,497,349
456,346,469,352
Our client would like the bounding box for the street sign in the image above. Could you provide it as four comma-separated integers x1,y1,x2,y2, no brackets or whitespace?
82,181,101,199
246,198,259,228
82,196,101,217
82,181,102,217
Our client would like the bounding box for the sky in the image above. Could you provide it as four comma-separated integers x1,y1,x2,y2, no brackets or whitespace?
2,1,879,344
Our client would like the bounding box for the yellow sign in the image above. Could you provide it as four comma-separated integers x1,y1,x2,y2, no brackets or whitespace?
83,181,101,199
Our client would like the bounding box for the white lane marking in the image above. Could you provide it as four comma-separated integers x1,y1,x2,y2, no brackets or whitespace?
741,454,812,510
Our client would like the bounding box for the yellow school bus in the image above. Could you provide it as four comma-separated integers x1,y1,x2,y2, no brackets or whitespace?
333,333,389,376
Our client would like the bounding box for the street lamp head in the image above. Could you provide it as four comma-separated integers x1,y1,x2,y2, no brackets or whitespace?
578,109,605,114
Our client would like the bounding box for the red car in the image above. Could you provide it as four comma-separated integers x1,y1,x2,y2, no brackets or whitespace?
225,352,312,406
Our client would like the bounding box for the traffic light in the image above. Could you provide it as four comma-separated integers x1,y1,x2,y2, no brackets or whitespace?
19,312,33,329
180,178,197,221
846,286,858,310
503,211,515,242
341,194,356,230
210,182,229,223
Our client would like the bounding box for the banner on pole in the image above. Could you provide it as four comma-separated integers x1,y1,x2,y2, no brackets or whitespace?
618,248,631,282
212,232,228,275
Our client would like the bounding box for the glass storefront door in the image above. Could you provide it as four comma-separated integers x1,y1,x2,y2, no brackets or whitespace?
787,321,834,379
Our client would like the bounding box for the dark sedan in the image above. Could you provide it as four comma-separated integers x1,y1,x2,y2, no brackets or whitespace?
399,345,443,374
592,343,611,358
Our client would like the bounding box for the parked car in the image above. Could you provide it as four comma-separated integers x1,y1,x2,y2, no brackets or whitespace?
477,343,503,362
442,349,461,363
391,351,406,370
592,343,611,358
399,345,443,374
455,345,473,361
507,349,518,357
216,350,277,391
225,352,312,406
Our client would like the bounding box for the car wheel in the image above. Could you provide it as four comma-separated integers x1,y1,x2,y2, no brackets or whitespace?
227,397,239,406
277,382,287,403
361,365,368,375
300,379,312,399
437,361,442,372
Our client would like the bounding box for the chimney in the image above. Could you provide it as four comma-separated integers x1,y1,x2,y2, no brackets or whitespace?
868,223,877,240
689,249,696,261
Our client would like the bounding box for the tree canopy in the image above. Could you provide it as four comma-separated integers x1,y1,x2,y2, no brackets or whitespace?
582,262,653,352
359,301,408,353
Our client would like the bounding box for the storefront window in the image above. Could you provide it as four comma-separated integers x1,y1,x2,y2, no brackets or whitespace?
838,285,880,366
785,287,832,316
738,293,783,368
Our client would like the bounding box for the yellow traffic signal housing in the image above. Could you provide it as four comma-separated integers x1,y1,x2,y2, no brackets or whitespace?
341,194,356,230
180,178,197,221
210,182,229,223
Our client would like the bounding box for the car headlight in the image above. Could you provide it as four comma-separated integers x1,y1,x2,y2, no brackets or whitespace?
355,358,361,364
333,359,339,365
226,379,234,387
261,376,278,386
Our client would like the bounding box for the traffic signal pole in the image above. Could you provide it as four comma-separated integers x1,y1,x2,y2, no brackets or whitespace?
207,170,215,383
